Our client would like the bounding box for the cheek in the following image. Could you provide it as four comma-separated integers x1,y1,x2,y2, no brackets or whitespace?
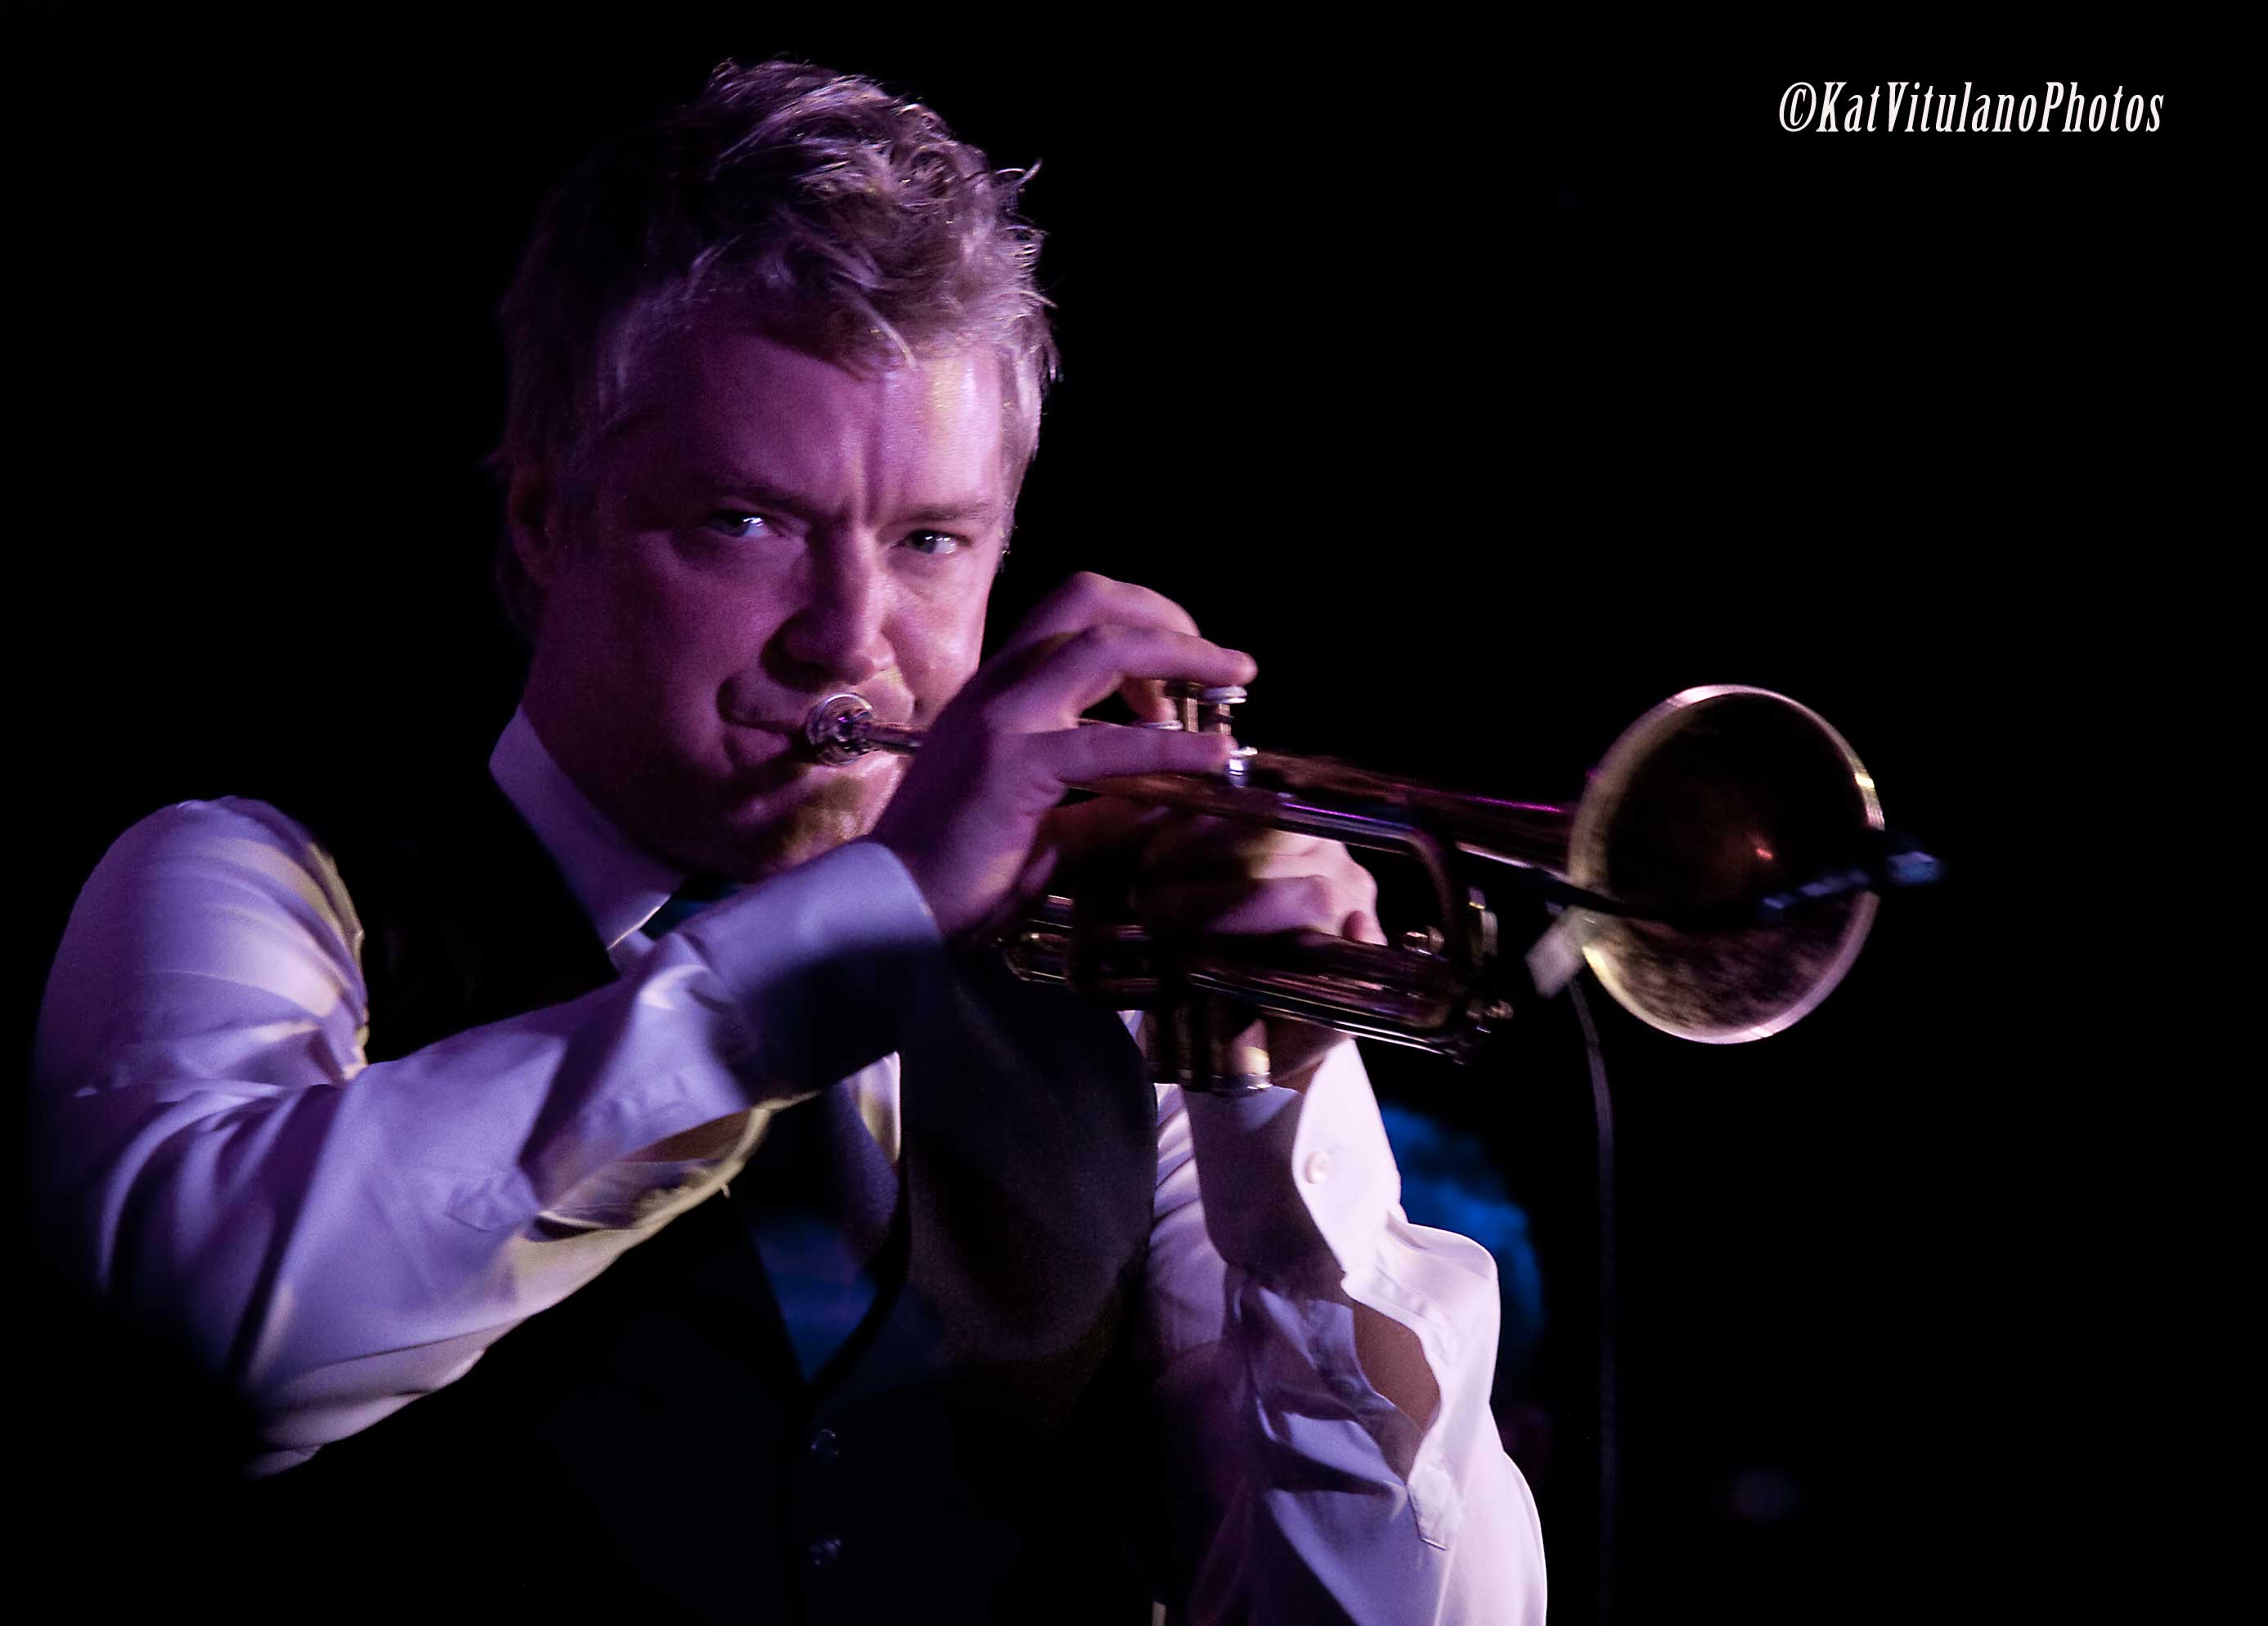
901,597,988,696
592,545,775,680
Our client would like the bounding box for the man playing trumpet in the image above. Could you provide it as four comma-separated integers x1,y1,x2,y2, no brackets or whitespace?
33,60,1544,1624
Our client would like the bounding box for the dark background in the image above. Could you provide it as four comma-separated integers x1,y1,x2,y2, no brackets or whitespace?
7,10,2230,1623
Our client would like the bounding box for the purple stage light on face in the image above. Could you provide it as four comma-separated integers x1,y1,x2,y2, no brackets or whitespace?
514,327,1009,883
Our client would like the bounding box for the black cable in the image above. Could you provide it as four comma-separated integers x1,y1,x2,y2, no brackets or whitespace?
1530,838,1936,1623
1566,977,1618,1626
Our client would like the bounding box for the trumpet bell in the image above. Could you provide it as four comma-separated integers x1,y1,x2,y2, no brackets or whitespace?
1569,685,1884,1043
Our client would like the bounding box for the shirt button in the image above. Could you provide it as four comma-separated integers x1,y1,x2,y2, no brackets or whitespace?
806,1536,843,1570
1301,1148,1336,1185
807,1426,840,1464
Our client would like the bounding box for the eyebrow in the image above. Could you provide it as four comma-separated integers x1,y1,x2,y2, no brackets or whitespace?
687,469,1006,532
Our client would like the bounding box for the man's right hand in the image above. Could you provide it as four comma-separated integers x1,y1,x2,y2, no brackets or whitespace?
867,573,1254,946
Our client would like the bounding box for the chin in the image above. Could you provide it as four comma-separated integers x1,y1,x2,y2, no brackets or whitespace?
712,771,893,881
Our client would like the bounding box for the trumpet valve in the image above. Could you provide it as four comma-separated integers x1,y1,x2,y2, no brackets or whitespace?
1162,680,1246,736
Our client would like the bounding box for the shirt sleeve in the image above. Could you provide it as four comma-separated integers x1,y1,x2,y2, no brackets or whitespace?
29,797,943,1474
1144,1034,1547,1625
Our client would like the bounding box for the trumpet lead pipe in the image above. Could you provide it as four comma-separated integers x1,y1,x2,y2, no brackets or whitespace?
803,694,1190,766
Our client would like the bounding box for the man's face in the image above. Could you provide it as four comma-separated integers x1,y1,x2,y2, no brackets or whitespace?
518,326,1009,880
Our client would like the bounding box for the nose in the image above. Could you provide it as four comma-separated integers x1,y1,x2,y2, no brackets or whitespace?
775,542,891,689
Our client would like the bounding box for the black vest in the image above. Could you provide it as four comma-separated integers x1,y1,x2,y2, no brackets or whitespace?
234,771,1165,1624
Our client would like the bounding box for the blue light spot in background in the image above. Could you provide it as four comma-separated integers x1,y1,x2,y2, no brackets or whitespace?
1379,1100,1546,1383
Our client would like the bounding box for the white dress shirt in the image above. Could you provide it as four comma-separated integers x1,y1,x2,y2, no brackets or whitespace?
31,707,1544,1624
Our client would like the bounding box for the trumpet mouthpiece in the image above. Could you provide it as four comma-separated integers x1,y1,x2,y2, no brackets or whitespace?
804,694,878,765
805,693,923,764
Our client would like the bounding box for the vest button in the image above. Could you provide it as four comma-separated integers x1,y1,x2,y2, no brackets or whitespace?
807,1426,841,1464
806,1536,844,1570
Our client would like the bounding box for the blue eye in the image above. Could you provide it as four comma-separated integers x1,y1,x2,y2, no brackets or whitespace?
903,531,963,558
703,510,773,541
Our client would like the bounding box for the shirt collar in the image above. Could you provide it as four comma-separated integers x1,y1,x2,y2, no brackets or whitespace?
488,705,685,954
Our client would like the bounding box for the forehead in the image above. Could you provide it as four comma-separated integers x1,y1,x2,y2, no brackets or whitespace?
604,325,1007,510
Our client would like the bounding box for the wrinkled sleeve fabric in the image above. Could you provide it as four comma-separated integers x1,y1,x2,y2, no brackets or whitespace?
1146,1038,1547,1625
29,797,941,1474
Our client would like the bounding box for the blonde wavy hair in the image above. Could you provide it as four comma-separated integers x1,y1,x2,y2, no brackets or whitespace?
492,60,1060,634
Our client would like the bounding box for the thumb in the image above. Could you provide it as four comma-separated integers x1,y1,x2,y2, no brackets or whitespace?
1344,909,1389,946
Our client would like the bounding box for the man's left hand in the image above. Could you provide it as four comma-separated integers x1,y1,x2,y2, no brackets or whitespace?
1043,803,1384,1085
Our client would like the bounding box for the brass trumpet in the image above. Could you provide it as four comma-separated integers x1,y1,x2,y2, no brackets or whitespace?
805,683,1918,1093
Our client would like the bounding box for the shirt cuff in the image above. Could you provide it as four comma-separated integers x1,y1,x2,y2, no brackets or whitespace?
1181,1038,1398,1296
671,839,948,1087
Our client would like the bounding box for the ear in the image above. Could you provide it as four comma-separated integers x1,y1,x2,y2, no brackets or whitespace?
506,467,564,591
